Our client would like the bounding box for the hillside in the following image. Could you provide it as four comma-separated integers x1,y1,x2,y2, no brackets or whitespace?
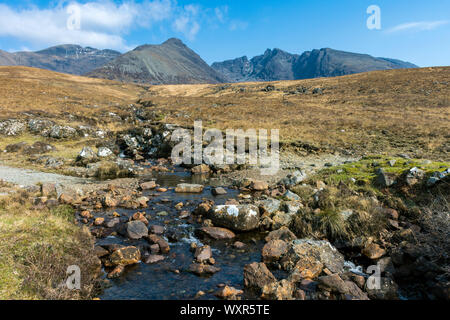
0,66,145,119
0,45,121,75
212,48,418,82
87,38,227,85
138,67,449,159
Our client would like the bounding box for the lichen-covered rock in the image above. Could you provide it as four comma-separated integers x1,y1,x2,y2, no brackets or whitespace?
0,119,25,136
109,246,141,266
243,262,277,295
208,204,260,231
280,239,345,274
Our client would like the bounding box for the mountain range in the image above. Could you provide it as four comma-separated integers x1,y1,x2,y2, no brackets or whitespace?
87,38,226,85
0,45,120,75
211,48,418,82
0,38,418,84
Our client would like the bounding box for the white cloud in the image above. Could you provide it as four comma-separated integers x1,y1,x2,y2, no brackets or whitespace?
386,20,449,33
214,6,228,23
229,20,248,31
0,0,201,50
172,4,201,40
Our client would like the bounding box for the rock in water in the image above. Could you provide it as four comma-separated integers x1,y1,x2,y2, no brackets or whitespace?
208,205,260,231
123,220,148,239
109,246,141,266
196,227,236,240
175,183,204,193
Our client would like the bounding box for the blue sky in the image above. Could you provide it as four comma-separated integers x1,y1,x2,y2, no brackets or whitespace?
0,0,449,66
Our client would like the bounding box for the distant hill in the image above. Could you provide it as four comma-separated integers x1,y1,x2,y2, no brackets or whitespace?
87,38,227,85
212,48,418,82
0,45,121,75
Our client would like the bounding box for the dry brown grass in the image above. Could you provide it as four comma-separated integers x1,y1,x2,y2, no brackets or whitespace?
0,190,100,300
0,66,146,119
140,67,450,159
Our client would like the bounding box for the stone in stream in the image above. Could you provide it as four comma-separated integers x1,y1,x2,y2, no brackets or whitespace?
144,254,165,264
107,265,125,279
175,183,204,193
147,234,170,253
105,218,120,228
109,246,141,266
194,245,212,263
212,187,227,196
140,181,157,190
122,220,148,240
214,286,243,299
243,262,277,296
150,225,165,235
208,205,260,231
197,227,236,240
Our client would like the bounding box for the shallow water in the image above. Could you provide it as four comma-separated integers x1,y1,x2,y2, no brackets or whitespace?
96,169,267,300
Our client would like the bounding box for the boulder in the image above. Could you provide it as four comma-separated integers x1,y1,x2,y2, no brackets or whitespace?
318,274,369,300
194,245,212,263
376,168,396,187
0,119,25,136
147,234,170,253
283,190,301,201
405,167,425,186
243,262,277,295
280,239,345,274
250,180,269,191
76,147,97,164
208,204,260,231
123,220,148,240
109,246,141,266
257,198,281,214
97,147,113,158
262,240,289,263
261,279,294,300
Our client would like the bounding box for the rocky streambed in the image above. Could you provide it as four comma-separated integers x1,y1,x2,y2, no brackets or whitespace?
72,162,385,301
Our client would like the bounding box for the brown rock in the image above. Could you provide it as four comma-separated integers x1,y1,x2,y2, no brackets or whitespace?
191,164,211,174
233,241,246,249
189,263,221,276
194,245,212,263
251,180,269,191
147,234,170,253
175,183,204,193
41,183,56,196
144,254,165,264
140,181,156,190
80,210,93,219
243,262,277,295
261,279,294,300
107,265,125,279
150,225,165,235
197,227,236,240
265,226,297,242
362,243,386,260
109,246,141,266
94,217,105,226
262,240,289,263
214,286,243,299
